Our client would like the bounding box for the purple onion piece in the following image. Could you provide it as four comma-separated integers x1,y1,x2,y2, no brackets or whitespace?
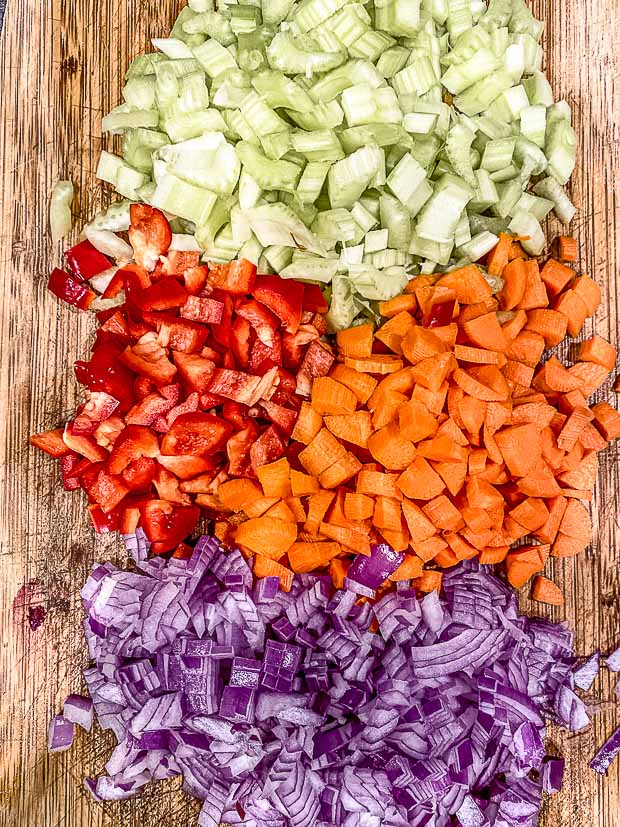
63,694,94,732
590,724,620,774
48,715,74,753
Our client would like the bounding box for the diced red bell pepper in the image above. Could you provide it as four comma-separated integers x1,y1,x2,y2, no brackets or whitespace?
59,451,83,490
73,392,120,435
201,345,222,364
64,240,112,282
173,352,217,395
48,267,95,310
209,368,279,406
184,266,209,295
72,457,95,478
30,427,70,457
180,296,225,325
210,295,235,349
312,313,328,335
153,465,192,505
154,316,209,354
108,424,160,475
161,250,200,276
128,204,172,271
269,368,297,407
133,276,189,312
172,542,194,560
227,420,260,477
253,275,304,334
63,423,110,463
120,505,141,534
231,316,253,370
302,283,328,314
119,333,178,385
236,299,281,348
122,456,157,491
126,384,180,426
296,340,335,396
154,392,200,432
222,401,248,430
199,392,225,410
103,263,152,299
249,336,283,374
259,400,298,436
100,310,129,338
88,468,130,513
282,325,320,371
134,377,158,400
207,259,257,294
157,454,216,480
141,499,200,554
160,412,232,458
423,298,456,328
74,340,135,410
250,424,287,470
88,503,121,533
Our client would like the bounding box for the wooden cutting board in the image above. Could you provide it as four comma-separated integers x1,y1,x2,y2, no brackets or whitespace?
0,1,618,825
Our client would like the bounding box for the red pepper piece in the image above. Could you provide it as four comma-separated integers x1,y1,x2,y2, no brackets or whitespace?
207,259,257,295
282,325,320,371
64,240,112,281
128,204,172,271
63,423,110,463
119,333,178,385
133,276,189,312
154,392,200,432
108,424,160,475
227,420,260,476
236,299,281,348
100,310,129,338
161,250,200,276
231,316,253,370
134,377,158,400
423,298,455,328
59,451,82,490
73,392,120,435
120,505,141,534
122,456,156,491
173,352,217,395
269,367,298,407
312,313,328,335
160,412,232,458
88,503,121,533
222,401,248,430
88,467,130,513
30,427,70,457
139,312,209,354
249,336,283,374
74,340,135,410
157,454,217,480
140,500,200,554
259,400,298,436
250,424,287,470
184,265,209,295
199,392,225,410
102,263,152,300
126,384,180,426
253,275,304,334
296,340,335,396
72,457,95,478
48,267,96,310
210,295,234,348
153,465,192,505
172,542,194,560
180,295,225,324
302,283,328,314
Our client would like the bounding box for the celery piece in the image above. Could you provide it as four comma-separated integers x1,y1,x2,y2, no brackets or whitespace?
267,31,346,75
152,38,195,59
229,5,262,37
545,119,577,185
503,42,525,83
487,84,529,122
508,209,544,255
378,194,410,252
349,30,396,61
237,171,262,210
441,48,499,95
445,121,477,187
281,257,340,282
328,4,371,49
49,180,74,243
509,0,544,40
170,7,203,45
446,0,472,40
262,0,296,26
410,134,442,169
416,175,473,243
492,179,522,218
96,151,149,200
480,137,516,171
264,244,294,272
164,109,229,143
386,152,427,209
123,128,169,173
193,39,238,78
488,163,518,182
454,210,471,247
473,114,512,140
326,275,357,330
522,71,554,107
286,99,344,130
195,196,236,250
243,203,326,254
520,104,546,148
297,161,332,205
402,112,438,134
308,59,383,102
340,244,364,265
348,263,408,301
364,228,389,254
469,168,499,211
208,223,244,260
102,105,160,134
313,208,358,244
513,192,554,222
454,69,513,116
224,109,260,144
340,83,401,127
367,248,409,268
392,56,438,96
481,0,512,29
376,46,411,78
468,213,509,235
293,0,351,33
237,234,264,266
409,234,454,266
251,70,314,112
156,133,241,196
514,136,548,175
291,130,344,161
90,200,132,232
123,76,157,110
351,201,379,233
237,31,269,73
125,53,166,80
183,11,235,45
340,125,411,153
212,76,253,110
236,141,302,192
239,90,289,136
260,131,292,160
458,230,499,261
532,176,576,224
152,174,218,225
327,146,385,209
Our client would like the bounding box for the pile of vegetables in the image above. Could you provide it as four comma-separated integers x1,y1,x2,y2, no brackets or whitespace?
85,0,578,326
50,534,615,827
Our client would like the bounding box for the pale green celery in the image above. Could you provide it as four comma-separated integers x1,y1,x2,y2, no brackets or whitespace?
283,150,311,169
519,104,546,148
443,23,490,64
386,145,409,174
347,263,408,301
416,175,473,242
513,192,553,221
235,170,261,210
313,208,357,244
97,151,149,199
522,71,553,107
188,1,214,14
410,134,442,169
229,5,262,36
236,141,301,192
508,209,544,255
286,99,344,130
183,11,235,45
308,59,383,102
376,46,411,78
454,69,512,116
351,201,379,233
328,4,371,49
279,193,319,228
211,77,252,109
480,137,516,171
386,152,427,209
297,161,331,205
458,230,499,261
123,76,157,110
193,39,238,77
123,129,168,173
311,25,349,56
393,56,437,97
260,132,292,160
175,72,210,114
156,133,241,196
488,163,518,182
243,202,326,253
152,174,217,225
409,234,454,265
251,70,314,112
441,48,499,95
350,30,396,61
224,109,260,143
409,100,451,137
489,26,509,56
102,105,160,134
509,0,544,39
446,0,472,41
237,31,269,72
469,213,509,235
480,0,512,29
487,84,529,121
90,200,132,232
532,177,576,224
281,257,340,282
237,234,264,265
325,275,357,330
473,114,512,140
340,124,411,153
49,180,74,243
492,178,522,217
364,228,389,253
503,42,526,84
125,53,166,80
359,192,381,219
340,244,364,265
341,83,402,127
548,100,572,124
239,90,289,136
292,0,350,34
366,248,409,268
514,136,547,175
402,112,438,135
375,0,421,37
469,169,499,210
264,244,294,272
454,210,471,247
512,33,540,73
152,38,195,59
165,110,229,143
427,0,448,25
545,119,577,185
327,145,385,209
262,0,296,26
195,196,234,249
207,223,244,260
170,7,204,46
267,31,345,74
291,129,344,161
445,121,476,187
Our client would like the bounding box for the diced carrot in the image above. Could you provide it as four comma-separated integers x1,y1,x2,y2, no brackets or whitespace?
533,356,584,393
298,428,347,475
398,399,438,442
431,323,459,348
235,516,297,560
465,476,504,511
557,236,577,262
330,364,378,404
401,499,437,543
468,449,488,476
509,498,550,531
389,553,423,581
409,352,456,393
292,402,323,444
404,275,436,294
414,286,457,321
445,532,478,561
562,488,593,501
494,423,541,477
290,469,320,497
436,265,492,304
397,457,445,501
436,417,469,447
558,450,598,490
288,541,341,573
462,312,508,353
559,499,591,544
337,323,374,358
567,362,610,397
375,311,416,354
453,367,509,402
378,523,410,553
525,309,568,347
578,336,617,371
487,233,513,276
462,527,497,550
305,490,336,535
319,452,362,489
401,326,447,364
459,298,499,325
412,536,448,562
516,472,562,498
503,359,535,388
357,469,403,499
243,496,281,518
518,260,549,310
324,411,372,448
264,500,297,522
499,258,528,310
510,401,556,430
379,294,418,317
217,478,263,511
485,401,513,432
344,354,404,374
579,422,608,452
253,556,294,591
557,441,585,473
540,259,575,297
479,546,510,564
556,406,594,451
458,396,487,434
434,546,460,568
257,457,292,498
501,309,529,341
416,435,467,463
368,423,417,470
505,544,549,588
368,368,416,410
373,496,404,532
508,241,527,260
319,521,371,555
454,344,507,366
422,495,464,532
344,493,374,521
431,461,467,497
414,570,443,592
531,575,564,605
506,331,546,368
591,402,620,440
554,290,589,338
311,376,358,415
571,275,601,316
285,497,307,522
370,390,406,429
462,505,493,534
412,382,449,415
502,517,529,541
558,389,589,414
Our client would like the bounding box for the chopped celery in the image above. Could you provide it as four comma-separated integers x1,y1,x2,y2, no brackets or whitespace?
264,244,294,272
514,136,547,175
251,70,314,111
480,137,516,171
341,83,402,127
123,76,157,110
96,151,149,200
183,12,236,46
487,84,529,122
386,152,428,210
458,230,499,261
293,0,351,34
347,263,408,301
340,244,364,265
286,99,344,130
239,90,289,135
376,46,411,78
237,234,264,265
152,38,195,59
445,121,477,186
308,59,383,102
469,169,499,211
297,161,332,204
262,0,296,26
410,134,442,169
520,104,546,148
403,112,438,135
454,210,471,247
523,71,553,107
513,192,554,222
364,228,389,253
392,57,438,97
409,234,454,266
454,69,513,116
193,39,238,77
489,162,518,182
441,48,499,95
102,105,159,134
243,203,326,254
415,175,473,243
291,129,344,161
236,141,301,192
327,146,385,209
493,178,522,218
313,208,357,245
281,257,340,282
49,180,74,243
508,209,544,255
260,131,291,160
341,124,411,153
349,30,396,62
123,128,169,173
156,133,241,195
533,177,576,224
545,118,577,185
267,32,346,75
152,173,218,225
351,201,379,233
366,248,410,268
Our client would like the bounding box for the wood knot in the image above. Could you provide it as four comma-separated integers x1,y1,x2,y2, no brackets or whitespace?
60,55,79,77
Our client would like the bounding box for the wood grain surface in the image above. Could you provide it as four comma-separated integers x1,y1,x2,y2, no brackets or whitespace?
0,1,619,825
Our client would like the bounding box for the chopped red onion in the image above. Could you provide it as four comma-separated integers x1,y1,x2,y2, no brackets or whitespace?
48,715,74,753
542,757,564,793
52,541,590,825
572,652,600,691
63,694,94,732
589,724,620,774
